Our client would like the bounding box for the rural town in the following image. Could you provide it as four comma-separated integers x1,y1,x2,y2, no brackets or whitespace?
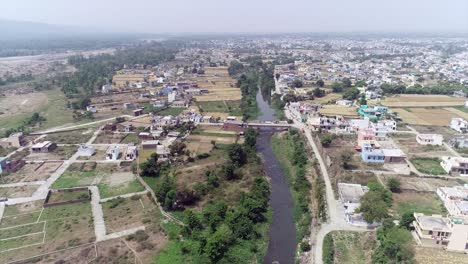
1,1,468,264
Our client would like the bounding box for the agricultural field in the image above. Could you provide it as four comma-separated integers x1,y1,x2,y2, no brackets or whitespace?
0,202,95,264
393,107,463,126
377,94,466,108
192,67,241,102
304,92,342,104
0,161,62,184
391,192,446,217
51,163,144,199
319,105,359,118
198,100,243,117
186,127,238,155
325,231,377,264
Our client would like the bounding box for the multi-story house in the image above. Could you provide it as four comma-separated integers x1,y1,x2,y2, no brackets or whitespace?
416,134,444,146
440,156,468,176
450,118,468,133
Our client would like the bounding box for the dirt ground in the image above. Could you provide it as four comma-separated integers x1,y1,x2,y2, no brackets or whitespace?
0,185,38,198
24,146,77,161
93,132,127,144
0,92,48,118
319,105,359,118
102,195,154,233
380,175,461,192
414,246,468,264
390,134,451,158
0,161,62,184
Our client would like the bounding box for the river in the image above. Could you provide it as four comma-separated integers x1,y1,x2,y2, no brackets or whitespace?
256,88,296,264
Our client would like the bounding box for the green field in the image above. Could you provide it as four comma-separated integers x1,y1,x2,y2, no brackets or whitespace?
157,107,185,116
410,157,446,175
392,192,446,217
198,100,242,115
98,180,145,199
324,231,377,264
0,222,45,240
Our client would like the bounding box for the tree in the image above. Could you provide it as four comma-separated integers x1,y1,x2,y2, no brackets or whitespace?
313,87,325,98
358,191,390,223
342,87,360,100
226,209,254,239
244,128,258,149
359,94,367,105
373,226,415,264
399,211,415,230
183,210,202,235
355,80,367,87
139,153,160,177
341,151,353,169
320,134,334,147
226,143,246,167
169,141,187,156
203,201,228,231
164,189,177,210
275,73,280,80
292,79,303,88
204,224,233,261
342,77,352,87
331,82,344,92
387,177,401,193
222,164,236,180
210,140,217,149
316,79,325,87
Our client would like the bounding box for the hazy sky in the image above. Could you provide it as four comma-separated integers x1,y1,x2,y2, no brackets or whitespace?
1,0,467,33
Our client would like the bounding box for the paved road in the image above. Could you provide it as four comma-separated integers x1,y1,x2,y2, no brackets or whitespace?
100,190,148,203
284,109,368,264
0,202,4,223
89,186,107,242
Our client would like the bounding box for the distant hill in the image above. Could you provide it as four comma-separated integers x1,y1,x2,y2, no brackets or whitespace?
0,18,94,40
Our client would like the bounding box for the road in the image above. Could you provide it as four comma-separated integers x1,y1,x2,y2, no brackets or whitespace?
284,109,368,264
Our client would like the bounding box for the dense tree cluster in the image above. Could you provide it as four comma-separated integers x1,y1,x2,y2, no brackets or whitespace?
0,73,33,86
357,182,392,223
380,83,468,95
373,220,415,264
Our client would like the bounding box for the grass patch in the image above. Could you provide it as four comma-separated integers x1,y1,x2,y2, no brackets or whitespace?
410,157,446,175
0,211,41,228
98,180,145,199
120,133,139,144
52,170,97,189
325,231,377,264
157,107,185,116
39,202,92,221
0,222,44,240
392,192,446,217
0,232,44,252
198,100,242,116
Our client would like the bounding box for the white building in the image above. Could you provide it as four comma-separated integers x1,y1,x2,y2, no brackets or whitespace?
86,105,97,113
125,145,138,161
450,118,468,133
336,100,353,107
168,91,177,103
106,145,120,160
77,144,95,157
102,84,113,94
440,156,468,176
338,183,370,226
437,186,468,217
416,134,444,146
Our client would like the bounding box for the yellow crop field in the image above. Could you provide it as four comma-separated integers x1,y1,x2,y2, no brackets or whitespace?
319,105,359,118
393,107,462,126
191,67,241,102
375,94,466,108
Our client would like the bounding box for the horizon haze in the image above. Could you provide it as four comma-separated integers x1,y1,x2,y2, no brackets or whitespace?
0,0,467,34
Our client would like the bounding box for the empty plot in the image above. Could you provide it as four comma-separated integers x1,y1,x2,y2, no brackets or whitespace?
380,175,460,192
391,192,445,217
0,185,37,198
102,195,154,233
319,105,359,118
0,222,45,240
0,232,44,252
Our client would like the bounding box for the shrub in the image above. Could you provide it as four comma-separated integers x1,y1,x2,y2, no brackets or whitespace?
323,233,334,264
300,241,311,252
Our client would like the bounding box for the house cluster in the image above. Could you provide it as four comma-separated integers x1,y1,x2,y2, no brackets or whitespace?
412,185,468,253
337,183,379,227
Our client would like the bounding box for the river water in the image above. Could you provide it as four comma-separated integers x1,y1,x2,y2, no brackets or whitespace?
256,89,296,264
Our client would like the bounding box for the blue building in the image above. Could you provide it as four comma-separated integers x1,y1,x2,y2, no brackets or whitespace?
361,143,385,163
358,106,389,121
